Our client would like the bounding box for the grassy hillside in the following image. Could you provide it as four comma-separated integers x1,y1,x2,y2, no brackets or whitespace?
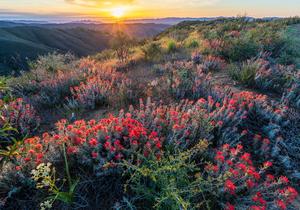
0,23,169,75
286,24,300,68
41,23,170,38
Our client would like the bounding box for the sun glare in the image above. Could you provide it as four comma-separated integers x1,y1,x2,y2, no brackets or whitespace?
111,7,125,18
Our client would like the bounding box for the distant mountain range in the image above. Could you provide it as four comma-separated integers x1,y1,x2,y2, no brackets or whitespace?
0,18,216,26
125,17,281,25
0,16,282,26
0,21,169,75
124,17,223,25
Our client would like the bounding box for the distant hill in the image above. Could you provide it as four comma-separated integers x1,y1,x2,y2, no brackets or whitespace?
124,17,220,25
124,17,280,25
0,21,27,27
0,22,170,75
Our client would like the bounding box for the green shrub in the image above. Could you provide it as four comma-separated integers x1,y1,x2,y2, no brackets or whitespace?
142,43,163,62
0,123,17,150
29,52,76,73
167,41,177,54
237,63,257,86
228,63,240,80
230,57,294,92
278,48,299,66
187,40,199,48
0,76,7,92
0,76,13,102
94,49,115,61
123,141,209,210
277,27,300,66
7,54,85,109
223,37,260,62
229,59,260,87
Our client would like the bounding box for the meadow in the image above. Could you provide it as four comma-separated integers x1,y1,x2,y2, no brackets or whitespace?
0,17,300,210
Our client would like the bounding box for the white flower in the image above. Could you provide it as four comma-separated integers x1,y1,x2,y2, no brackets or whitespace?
31,162,55,189
40,199,53,210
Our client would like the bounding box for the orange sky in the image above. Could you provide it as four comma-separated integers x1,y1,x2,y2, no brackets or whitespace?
0,0,299,20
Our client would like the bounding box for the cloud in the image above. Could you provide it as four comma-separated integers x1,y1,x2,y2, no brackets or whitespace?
198,0,221,6
65,0,220,8
65,0,136,7
167,0,221,7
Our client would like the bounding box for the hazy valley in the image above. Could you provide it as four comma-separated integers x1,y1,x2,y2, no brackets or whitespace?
0,22,169,74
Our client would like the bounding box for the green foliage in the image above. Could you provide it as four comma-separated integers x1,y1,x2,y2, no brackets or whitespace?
229,57,295,93
30,144,78,209
29,52,76,73
31,162,79,209
8,53,83,109
229,60,259,87
0,124,16,140
0,139,21,167
0,76,8,91
0,123,20,168
279,25,300,67
123,141,209,210
142,43,163,62
172,18,300,64
224,37,260,62
187,40,199,48
168,29,190,43
0,76,13,102
167,41,177,54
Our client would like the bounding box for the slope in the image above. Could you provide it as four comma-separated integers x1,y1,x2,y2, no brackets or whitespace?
0,23,170,75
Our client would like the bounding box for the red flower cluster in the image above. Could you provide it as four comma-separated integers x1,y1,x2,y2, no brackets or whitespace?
0,98,40,136
205,144,298,210
19,137,45,165
19,114,163,167
126,98,204,148
125,92,275,149
225,179,236,195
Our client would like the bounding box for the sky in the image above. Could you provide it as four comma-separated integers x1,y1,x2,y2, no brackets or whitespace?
0,0,299,21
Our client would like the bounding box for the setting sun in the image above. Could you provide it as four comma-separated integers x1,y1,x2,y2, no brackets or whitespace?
111,7,126,18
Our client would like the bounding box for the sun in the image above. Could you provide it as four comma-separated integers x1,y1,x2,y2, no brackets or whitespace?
111,7,125,18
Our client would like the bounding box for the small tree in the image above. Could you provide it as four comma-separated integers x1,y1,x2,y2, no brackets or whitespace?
110,31,133,63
